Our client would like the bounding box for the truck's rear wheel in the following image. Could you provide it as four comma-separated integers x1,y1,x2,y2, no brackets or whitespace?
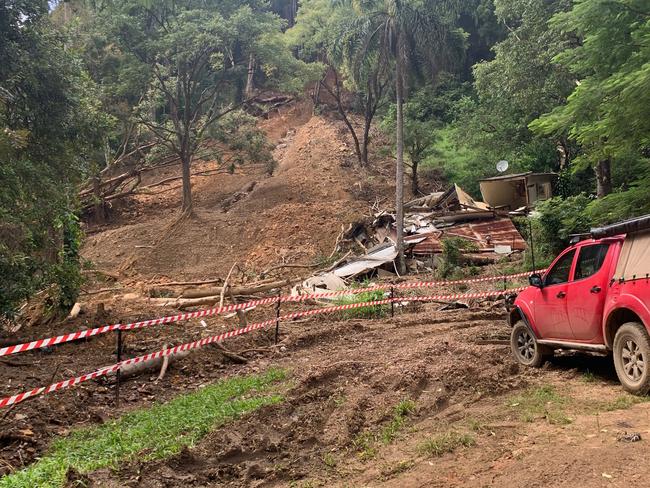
511,321,549,368
613,322,650,395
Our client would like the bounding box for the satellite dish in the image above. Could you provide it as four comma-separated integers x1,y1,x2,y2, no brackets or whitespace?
496,160,509,173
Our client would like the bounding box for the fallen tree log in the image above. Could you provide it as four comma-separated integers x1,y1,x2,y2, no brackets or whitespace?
180,279,290,299
151,278,223,287
254,95,293,104
79,171,136,198
151,295,227,310
81,269,120,280
116,349,192,380
81,167,229,212
66,302,82,321
459,254,498,266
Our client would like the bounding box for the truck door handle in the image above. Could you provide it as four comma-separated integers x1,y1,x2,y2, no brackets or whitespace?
590,286,602,294
556,291,566,298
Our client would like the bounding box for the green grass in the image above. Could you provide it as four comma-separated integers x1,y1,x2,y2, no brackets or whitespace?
467,417,488,432
1,368,287,488
333,286,388,319
380,400,416,444
353,399,416,460
507,385,572,425
417,431,476,457
581,370,597,383
322,452,337,468
596,394,650,412
379,459,415,480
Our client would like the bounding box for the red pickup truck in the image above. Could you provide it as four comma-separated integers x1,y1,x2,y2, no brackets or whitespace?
509,215,650,394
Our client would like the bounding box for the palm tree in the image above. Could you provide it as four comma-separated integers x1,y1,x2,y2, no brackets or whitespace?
338,0,461,273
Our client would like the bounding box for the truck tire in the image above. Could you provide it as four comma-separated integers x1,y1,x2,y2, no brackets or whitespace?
511,321,550,368
613,322,650,395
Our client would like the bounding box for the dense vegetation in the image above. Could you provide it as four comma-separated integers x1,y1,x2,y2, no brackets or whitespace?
1,0,649,315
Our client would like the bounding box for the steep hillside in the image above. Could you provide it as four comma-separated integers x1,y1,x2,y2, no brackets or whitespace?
81,100,393,283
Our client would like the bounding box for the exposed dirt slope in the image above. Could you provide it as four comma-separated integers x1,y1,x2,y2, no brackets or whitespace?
81,100,387,282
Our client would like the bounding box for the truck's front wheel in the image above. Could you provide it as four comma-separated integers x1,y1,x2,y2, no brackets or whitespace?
613,322,650,395
511,321,550,368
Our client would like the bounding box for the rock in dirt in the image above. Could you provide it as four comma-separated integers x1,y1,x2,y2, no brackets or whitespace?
617,432,642,443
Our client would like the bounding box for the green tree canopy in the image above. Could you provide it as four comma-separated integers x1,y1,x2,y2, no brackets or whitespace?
1,0,112,316
530,0,650,196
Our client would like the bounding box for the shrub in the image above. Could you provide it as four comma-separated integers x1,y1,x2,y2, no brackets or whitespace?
438,237,479,278
333,283,388,319
529,184,650,265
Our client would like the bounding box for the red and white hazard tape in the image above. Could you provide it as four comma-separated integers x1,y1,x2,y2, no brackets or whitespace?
0,287,520,408
403,287,526,302
392,270,542,290
0,324,121,357
0,299,278,357
281,269,544,301
0,317,275,407
0,269,542,358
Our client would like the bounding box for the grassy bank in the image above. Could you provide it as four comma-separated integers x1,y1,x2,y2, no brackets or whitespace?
1,368,287,488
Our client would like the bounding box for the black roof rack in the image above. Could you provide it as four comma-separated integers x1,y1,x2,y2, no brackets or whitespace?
568,233,591,245
591,214,650,239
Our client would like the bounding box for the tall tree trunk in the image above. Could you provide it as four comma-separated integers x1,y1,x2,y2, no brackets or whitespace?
181,153,193,213
395,47,406,275
290,0,298,27
361,77,373,166
362,117,371,165
320,75,363,165
245,53,255,98
93,174,104,225
595,158,612,198
411,158,419,196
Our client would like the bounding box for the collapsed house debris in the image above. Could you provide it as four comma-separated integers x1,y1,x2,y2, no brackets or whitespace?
307,183,530,282
409,218,526,256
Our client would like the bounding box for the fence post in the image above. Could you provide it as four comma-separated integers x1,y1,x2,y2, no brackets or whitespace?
390,285,395,318
274,291,281,345
115,328,123,407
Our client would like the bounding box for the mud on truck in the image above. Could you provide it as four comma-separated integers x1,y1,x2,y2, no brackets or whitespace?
509,215,650,394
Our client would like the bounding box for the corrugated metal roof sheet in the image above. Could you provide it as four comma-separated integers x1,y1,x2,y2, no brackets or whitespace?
411,218,526,255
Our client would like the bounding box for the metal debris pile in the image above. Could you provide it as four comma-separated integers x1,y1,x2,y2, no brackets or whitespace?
302,173,555,290
296,182,539,294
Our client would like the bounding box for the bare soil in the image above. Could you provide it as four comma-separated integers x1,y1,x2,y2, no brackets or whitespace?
87,306,650,488
81,99,392,284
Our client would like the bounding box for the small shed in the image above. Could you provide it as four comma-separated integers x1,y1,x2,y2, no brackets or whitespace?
479,172,556,210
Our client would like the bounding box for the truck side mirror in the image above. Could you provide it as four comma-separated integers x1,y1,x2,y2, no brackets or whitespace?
529,273,543,288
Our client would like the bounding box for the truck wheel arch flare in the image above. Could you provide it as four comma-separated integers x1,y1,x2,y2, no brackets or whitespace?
510,304,539,338
604,301,650,349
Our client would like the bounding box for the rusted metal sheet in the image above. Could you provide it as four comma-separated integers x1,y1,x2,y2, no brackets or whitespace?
411,218,526,255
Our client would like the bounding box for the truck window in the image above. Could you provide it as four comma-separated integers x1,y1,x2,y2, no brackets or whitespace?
574,244,610,280
545,249,576,286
